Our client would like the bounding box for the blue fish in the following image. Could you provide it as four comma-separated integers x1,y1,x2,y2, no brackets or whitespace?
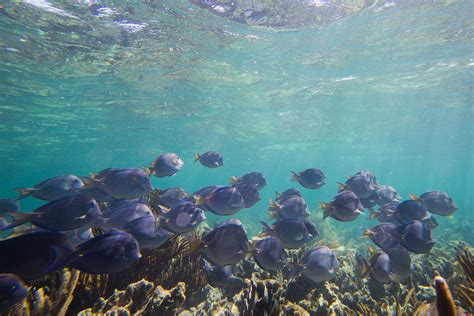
400,220,435,254
229,172,267,190
159,202,206,234
252,236,286,272
0,232,74,280
1,194,102,232
82,168,152,200
15,175,84,201
68,231,141,274
196,219,250,266
292,246,340,283
0,273,28,313
260,218,312,249
291,168,325,189
147,153,184,178
194,151,223,168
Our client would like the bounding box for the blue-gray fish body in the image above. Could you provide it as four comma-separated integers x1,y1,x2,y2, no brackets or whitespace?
202,260,243,291
160,202,206,234
150,153,184,178
0,273,28,313
68,231,141,274
275,189,301,203
0,194,102,232
375,202,400,224
395,200,429,224
230,172,267,190
253,236,286,272
291,169,325,189
370,251,392,284
269,196,309,220
400,220,435,254
364,222,401,250
355,170,378,186
195,151,223,168
79,187,116,202
387,245,412,280
232,183,261,208
155,187,193,208
375,185,402,206
261,218,312,249
418,191,457,216
0,232,74,280
200,219,250,266
342,172,377,199
124,215,175,249
298,246,340,283
102,202,153,230
15,175,84,201
321,191,364,222
84,168,152,200
0,199,20,214
197,186,244,215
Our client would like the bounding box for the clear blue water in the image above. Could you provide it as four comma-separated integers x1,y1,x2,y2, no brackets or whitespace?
0,0,472,306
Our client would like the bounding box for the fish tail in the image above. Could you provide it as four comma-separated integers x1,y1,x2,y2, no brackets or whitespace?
336,182,347,191
362,229,372,239
194,153,201,162
268,199,280,211
408,194,420,201
187,236,203,253
142,166,154,177
368,208,380,220
289,262,303,281
259,221,272,236
229,176,238,184
80,176,100,188
268,210,277,220
320,202,332,219
0,212,34,231
14,187,36,200
290,171,298,182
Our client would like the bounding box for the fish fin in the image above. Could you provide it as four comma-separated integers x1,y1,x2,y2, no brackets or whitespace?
14,188,36,200
367,246,376,258
47,245,71,273
228,176,238,185
194,153,201,162
268,210,278,220
355,254,371,279
363,229,372,239
368,208,380,220
408,194,420,201
268,199,280,211
289,262,304,281
290,171,299,182
142,166,154,177
336,182,347,191
274,191,281,200
320,202,332,219
0,212,36,231
345,175,351,179
355,209,364,215
80,176,101,188
260,221,271,232
188,236,204,253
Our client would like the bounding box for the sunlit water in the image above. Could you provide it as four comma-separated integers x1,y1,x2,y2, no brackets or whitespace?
0,0,472,245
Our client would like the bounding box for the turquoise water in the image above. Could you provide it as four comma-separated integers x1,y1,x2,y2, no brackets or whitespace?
0,1,473,314
0,0,472,271
1,1,472,235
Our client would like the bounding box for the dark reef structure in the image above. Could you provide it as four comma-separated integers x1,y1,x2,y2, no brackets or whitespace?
4,191,473,315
